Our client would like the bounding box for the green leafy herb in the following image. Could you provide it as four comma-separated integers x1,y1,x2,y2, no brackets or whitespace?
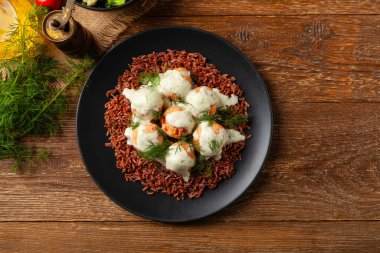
198,113,221,125
179,136,191,143
174,144,182,154
217,107,233,117
131,120,141,130
189,139,201,152
208,139,222,153
37,148,52,161
105,0,125,8
0,6,94,171
172,98,189,105
192,156,212,177
197,107,248,129
139,71,160,88
157,127,169,140
224,114,248,128
151,110,163,120
138,140,172,161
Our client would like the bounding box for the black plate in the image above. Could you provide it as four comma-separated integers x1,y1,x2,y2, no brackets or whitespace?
75,0,134,11
77,26,272,222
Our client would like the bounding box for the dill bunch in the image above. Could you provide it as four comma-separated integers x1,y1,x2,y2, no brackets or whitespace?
0,6,94,171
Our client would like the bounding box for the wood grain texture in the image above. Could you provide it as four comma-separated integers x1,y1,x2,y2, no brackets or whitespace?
0,103,378,221
148,0,380,16
1,221,380,252
1,2,380,251
118,15,380,103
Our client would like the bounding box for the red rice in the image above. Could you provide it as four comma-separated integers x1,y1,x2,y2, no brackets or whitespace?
104,50,250,200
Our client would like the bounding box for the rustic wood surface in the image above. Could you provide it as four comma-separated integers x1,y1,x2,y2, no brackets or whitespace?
1,0,380,252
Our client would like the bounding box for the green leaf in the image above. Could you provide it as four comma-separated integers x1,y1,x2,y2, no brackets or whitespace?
139,71,161,88
137,140,172,161
208,139,222,153
131,120,141,130
105,0,125,7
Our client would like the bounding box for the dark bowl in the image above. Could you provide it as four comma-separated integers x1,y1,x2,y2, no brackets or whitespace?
75,0,135,11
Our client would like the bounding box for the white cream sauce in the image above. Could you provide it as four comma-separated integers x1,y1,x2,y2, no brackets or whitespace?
193,122,227,160
225,129,245,144
158,68,192,99
122,86,163,121
193,122,245,160
184,87,218,117
124,122,163,152
213,88,239,107
165,108,195,134
184,87,239,117
165,142,195,182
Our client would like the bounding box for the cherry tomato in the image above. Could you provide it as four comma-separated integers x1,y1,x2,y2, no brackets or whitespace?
35,0,62,10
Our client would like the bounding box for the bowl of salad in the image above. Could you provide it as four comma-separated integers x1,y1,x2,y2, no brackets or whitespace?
75,0,134,10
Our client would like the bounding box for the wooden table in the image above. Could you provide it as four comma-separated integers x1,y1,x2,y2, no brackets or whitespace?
1,1,380,252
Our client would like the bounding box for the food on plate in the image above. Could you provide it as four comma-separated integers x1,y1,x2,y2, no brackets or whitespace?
158,67,192,100
165,142,196,182
184,86,239,117
105,50,250,200
122,86,163,121
124,122,164,152
161,105,195,139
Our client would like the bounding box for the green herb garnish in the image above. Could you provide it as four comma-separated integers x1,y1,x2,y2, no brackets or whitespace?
105,0,125,8
198,113,221,125
131,120,141,130
192,156,212,177
198,107,247,129
151,110,163,120
0,6,94,171
189,139,201,152
208,139,222,153
224,114,248,128
172,98,189,105
179,136,191,143
157,127,169,140
138,140,172,161
139,71,160,88
174,144,182,154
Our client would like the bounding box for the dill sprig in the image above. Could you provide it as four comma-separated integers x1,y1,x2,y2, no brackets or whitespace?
192,156,212,177
224,114,248,128
0,6,94,171
174,144,182,154
151,110,163,120
197,107,248,129
131,120,141,130
139,71,160,88
208,139,222,153
172,98,189,105
137,140,172,161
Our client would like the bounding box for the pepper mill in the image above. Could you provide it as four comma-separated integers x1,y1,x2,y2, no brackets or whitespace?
42,0,93,56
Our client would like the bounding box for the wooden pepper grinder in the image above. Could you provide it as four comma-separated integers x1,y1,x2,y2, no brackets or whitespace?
42,0,93,56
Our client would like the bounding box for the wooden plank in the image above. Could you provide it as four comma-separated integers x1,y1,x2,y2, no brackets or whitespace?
1,221,380,252
119,15,380,103
148,0,380,16
0,103,379,221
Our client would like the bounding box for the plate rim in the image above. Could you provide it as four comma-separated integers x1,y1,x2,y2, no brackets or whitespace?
76,26,273,222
